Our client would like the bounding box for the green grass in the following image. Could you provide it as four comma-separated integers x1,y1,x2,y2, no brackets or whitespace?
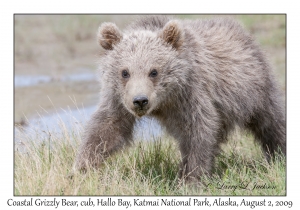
15,126,286,196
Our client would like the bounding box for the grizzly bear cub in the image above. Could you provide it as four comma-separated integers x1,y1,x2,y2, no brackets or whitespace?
74,16,285,181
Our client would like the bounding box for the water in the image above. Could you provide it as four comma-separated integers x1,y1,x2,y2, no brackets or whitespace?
15,71,163,147
62,73,95,82
15,105,163,145
14,72,96,87
15,75,51,87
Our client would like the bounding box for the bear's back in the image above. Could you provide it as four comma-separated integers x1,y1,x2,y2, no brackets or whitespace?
126,15,171,32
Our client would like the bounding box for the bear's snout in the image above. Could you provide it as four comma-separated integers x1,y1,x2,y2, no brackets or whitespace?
133,95,149,109
130,95,150,117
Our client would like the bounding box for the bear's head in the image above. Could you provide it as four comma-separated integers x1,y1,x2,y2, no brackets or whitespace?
97,20,186,117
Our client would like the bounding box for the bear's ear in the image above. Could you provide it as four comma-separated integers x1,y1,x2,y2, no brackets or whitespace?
160,20,184,50
97,22,123,50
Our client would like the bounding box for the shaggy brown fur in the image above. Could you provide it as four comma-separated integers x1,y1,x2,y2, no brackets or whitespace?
75,16,286,181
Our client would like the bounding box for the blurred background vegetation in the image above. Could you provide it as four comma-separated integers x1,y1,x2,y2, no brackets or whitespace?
14,14,286,123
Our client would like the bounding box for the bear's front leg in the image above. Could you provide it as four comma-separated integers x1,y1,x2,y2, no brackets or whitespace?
176,112,220,182
74,105,135,172
178,136,218,182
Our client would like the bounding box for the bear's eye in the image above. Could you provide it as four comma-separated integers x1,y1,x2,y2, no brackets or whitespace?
122,70,130,78
149,69,158,77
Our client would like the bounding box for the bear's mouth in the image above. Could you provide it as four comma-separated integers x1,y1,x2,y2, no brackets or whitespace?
134,108,148,117
131,95,150,117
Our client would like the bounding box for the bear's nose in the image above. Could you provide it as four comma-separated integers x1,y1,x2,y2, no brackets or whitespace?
133,96,148,109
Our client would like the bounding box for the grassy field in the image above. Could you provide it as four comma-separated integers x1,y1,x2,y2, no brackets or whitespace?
15,125,286,195
14,15,286,195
